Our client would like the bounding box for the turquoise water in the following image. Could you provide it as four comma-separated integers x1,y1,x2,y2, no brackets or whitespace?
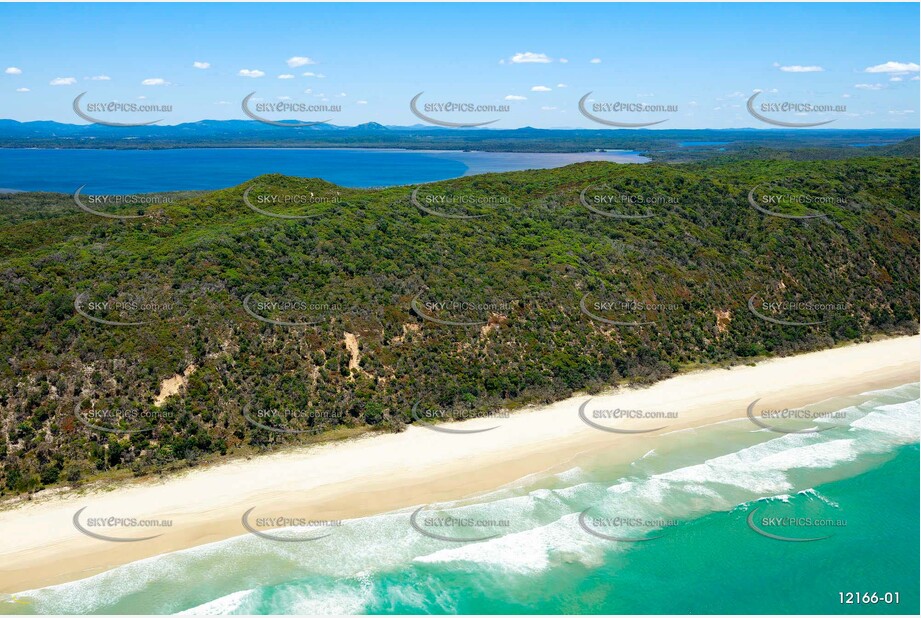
6,383,919,615
0,148,646,194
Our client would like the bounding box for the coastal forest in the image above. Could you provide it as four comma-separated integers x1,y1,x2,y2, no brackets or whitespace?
0,154,918,496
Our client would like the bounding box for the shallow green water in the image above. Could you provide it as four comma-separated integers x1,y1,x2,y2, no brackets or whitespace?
6,383,919,615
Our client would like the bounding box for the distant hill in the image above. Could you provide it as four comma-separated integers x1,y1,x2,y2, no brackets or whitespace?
872,135,920,157
0,119,917,158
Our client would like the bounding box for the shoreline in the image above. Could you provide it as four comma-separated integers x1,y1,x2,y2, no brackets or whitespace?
0,148,647,195
1,335,918,594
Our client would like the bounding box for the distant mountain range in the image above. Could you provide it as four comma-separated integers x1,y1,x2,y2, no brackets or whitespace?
2,118,918,138
0,119,917,158
0,118,406,137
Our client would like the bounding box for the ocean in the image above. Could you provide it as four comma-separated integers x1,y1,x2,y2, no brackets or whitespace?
6,382,919,615
0,148,647,194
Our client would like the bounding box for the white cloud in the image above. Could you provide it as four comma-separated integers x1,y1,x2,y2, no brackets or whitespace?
215,101,231,105
304,88,313,94
888,109,916,115
864,61,920,74
49,77,76,86
510,52,551,64
557,83,567,88
540,106,557,111
5,67,22,75
278,96,292,101
559,58,568,64
302,72,326,78
913,76,920,81
193,61,210,69
854,83,884,90
890,77,903,82
337,92,347,97
89,75,110,81
137,96,146,100
238,69,265,78
842,93,852,98
356,100,368,105
778,65,824,72
16,87,29,92
141,78,169,86
589,58,602,64
505,94,527,101
278,74,295,79
531,85,551,92
287,56,317,68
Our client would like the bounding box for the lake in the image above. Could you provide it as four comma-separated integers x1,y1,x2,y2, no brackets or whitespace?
0,148,648,194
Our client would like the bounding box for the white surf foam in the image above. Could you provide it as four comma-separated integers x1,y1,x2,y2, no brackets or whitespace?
176,589,254,615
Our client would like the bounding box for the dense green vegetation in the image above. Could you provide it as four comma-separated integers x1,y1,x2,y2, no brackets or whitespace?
0,156,917,496
0,121,916,161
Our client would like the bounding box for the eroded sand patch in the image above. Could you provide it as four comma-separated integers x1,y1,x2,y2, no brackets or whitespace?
154,364,197,406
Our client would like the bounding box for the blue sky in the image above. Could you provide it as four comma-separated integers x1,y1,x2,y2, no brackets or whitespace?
1,2,918,128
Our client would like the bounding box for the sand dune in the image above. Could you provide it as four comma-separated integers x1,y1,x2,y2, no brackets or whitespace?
0,335,917,593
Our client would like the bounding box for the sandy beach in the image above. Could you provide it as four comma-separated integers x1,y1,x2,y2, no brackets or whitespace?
1,335,918,594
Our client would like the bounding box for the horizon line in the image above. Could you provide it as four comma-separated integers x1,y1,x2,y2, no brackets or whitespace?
1,119,919,132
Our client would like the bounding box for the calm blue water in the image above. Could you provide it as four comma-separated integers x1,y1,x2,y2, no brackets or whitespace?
0,148,647,194
7,383,918,615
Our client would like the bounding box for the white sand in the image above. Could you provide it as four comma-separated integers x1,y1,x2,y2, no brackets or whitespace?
1,335,917,593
